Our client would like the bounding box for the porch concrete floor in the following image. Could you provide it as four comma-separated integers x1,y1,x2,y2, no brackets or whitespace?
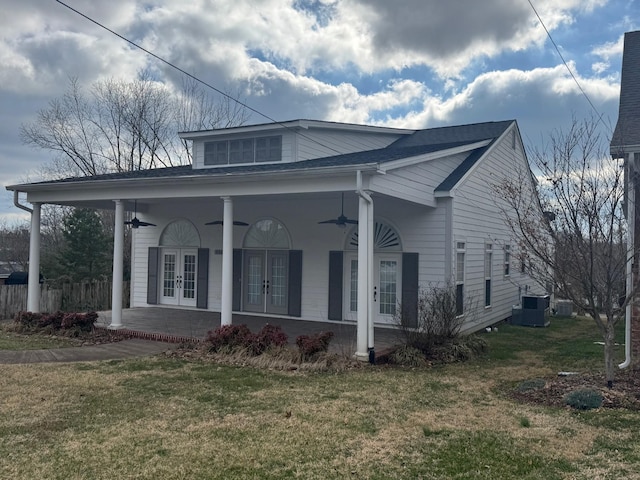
96,308,403,355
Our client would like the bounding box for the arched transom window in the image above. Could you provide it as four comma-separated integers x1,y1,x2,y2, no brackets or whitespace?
346,221,402,251
243,218,291,249
159,219,201,247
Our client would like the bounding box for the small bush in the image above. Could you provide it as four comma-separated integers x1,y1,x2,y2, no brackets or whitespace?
296,331,334,359
13,311,43,331
60,311,97,332
518,378,546,392
205,324,289,356
389,345,429,367
252,324,289,355
38,311,65,330
564,388,604,410
206,324,253,352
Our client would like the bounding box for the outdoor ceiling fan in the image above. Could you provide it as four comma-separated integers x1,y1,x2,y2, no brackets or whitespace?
204,220,249,226
125,200,156,229
318,192,358,227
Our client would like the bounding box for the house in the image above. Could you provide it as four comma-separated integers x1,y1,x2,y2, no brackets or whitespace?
6,118,543,359
611,30,640,368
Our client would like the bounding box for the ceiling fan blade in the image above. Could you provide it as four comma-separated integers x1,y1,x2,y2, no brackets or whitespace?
344,219,358,224
318,219,339,224
205,220,249,226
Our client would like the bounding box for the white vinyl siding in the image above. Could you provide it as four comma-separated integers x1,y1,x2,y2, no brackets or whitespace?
450,124,544,332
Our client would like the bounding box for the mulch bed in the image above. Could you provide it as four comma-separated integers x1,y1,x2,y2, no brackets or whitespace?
511,371,640,410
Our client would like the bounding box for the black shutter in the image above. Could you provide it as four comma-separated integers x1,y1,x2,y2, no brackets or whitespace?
196,248,209,309
232,249,243,311
288,250,303,317
328,251,343,321
147,247,159,305
401,252,419,328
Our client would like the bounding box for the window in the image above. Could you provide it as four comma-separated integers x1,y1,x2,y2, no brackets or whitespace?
455,242,465,316
256,136,282,163
504,245,511,276
485,243,492,307
204,141,229,165
204,135,282,166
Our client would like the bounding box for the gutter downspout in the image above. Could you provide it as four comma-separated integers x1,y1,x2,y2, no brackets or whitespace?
357,170,375,364
620,154,635,369
13,190,33,213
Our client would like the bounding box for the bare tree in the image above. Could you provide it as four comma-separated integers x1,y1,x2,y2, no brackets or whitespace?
494,116,629,387
21,73,249,177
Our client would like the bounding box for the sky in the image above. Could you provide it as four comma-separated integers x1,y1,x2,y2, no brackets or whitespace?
0,0,638,225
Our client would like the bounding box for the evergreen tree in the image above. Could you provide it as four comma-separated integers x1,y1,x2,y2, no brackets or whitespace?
58,208,112,281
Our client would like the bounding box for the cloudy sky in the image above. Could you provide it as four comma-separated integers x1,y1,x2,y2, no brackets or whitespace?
0,0,637,224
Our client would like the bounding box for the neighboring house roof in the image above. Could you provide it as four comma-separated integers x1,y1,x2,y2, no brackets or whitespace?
611,30,640,152
7,120,514,195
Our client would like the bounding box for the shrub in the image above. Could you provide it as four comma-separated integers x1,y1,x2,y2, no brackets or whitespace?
296,331,334,359
60,311,97,334
206,324,253,352
13,311,43,331
205,324,289,356
38,311,66,330
517,378,546,392
564,388,604,410
389,345,429,367
396,281,470,353
252,324,289,355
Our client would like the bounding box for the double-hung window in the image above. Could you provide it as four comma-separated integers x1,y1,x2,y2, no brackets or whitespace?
485,243,493,307
504,245,511,276
455,242,465,316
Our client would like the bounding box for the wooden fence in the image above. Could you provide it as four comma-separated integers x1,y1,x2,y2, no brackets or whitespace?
0,281,130,320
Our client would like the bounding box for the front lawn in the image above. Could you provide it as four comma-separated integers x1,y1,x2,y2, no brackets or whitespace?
0,315,638,479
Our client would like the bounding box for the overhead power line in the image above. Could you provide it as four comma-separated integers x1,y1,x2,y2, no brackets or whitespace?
527,0,611,134
55,0,345,155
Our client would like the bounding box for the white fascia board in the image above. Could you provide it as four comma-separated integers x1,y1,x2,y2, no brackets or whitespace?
179,120,415,140
377,140,492,173
11,164,380,204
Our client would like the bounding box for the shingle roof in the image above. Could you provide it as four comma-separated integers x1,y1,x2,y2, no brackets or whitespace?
18,120,513,193
390,120,512,148
612,30,640,150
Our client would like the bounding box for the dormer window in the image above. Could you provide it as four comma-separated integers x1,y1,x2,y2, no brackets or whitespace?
205,135,282,165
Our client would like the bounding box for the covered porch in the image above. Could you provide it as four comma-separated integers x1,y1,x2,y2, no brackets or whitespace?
96,307,403,355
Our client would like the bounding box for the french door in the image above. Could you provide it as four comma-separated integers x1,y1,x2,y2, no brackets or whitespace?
160,248,197,307
343,253,401,324
243,250,289,315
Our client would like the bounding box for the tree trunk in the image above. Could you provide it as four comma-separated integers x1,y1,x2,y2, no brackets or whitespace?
604,321,616,388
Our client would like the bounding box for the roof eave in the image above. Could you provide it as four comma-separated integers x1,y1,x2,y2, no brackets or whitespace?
6,163,381,193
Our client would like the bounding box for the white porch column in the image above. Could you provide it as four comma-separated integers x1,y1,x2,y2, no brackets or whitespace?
110,200,125,329
27,202,41,312
367,194,375,352
356,195,370,360
220,196,234,326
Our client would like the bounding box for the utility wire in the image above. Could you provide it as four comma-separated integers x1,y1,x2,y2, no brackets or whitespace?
55,0,346,156
527,0,612,134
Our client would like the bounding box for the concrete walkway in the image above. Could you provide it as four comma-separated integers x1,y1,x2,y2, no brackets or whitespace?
0,339,173,365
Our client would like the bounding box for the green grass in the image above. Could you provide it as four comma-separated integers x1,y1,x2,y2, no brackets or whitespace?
0,322,81,350
0,316,638,479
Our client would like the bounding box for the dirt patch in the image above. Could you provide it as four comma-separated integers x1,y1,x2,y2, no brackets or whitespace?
511,371,640,410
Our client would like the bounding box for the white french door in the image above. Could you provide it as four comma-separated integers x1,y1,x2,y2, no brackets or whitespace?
243,250,289,315
160,248,197,307
343,253,401,324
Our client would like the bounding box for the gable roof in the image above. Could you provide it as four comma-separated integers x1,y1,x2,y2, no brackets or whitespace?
7,120,514,194
611,30,640,152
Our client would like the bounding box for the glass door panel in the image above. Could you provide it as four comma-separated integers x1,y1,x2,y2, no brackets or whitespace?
267,251,288,315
